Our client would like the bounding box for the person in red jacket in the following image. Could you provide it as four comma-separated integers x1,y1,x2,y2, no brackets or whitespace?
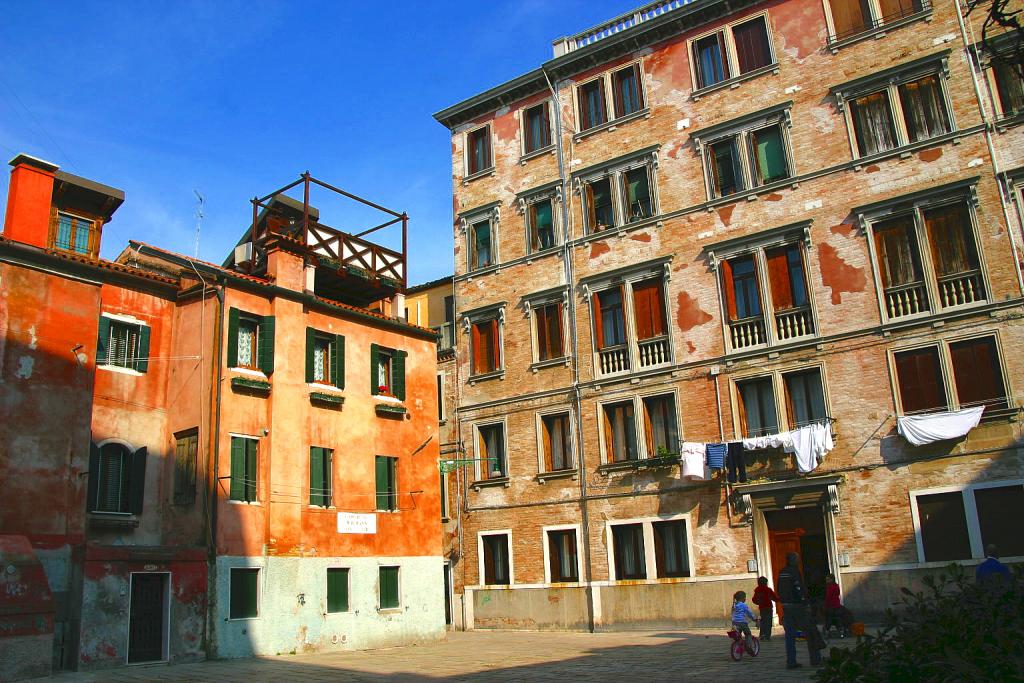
752,576,781,640
824,573,854,637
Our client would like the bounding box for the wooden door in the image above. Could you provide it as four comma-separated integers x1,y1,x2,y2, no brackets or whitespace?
769,528,805,590
128,573,166,663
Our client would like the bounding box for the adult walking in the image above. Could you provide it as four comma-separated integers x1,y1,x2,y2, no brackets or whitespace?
777,552,821,670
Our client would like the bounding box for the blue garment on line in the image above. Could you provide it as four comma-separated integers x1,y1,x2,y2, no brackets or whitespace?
705,443,727,469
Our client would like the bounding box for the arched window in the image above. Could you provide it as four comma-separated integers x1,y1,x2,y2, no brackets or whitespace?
89,442,148,515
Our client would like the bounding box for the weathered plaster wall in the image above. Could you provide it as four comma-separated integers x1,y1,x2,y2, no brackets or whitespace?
214,555,445,658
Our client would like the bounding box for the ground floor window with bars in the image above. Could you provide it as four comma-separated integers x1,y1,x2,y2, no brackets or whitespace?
310,447,333,507
229,437,258,503
378,566,400,609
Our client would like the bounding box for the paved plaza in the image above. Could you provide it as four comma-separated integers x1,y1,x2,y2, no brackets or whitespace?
38,629,831,682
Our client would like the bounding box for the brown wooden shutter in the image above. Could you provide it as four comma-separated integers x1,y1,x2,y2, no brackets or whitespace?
584,183,597,231
541,102,551,147
612,71,624,118
765,246,795,311
925,203,976,277
602,406,616,461
950,337,1006,409
552,303,564,358
542,418,553,472
632,279,665,340
830,0,870,38
592,294,605,350
720,259,738,321
737,383,750,437
895,347,947,414
642,401,655,456
490,318,500,371
471,323,484,374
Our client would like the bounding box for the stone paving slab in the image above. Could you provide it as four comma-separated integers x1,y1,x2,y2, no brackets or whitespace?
34,629,833,682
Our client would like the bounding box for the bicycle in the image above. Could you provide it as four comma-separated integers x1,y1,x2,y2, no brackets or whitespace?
728,621,761,661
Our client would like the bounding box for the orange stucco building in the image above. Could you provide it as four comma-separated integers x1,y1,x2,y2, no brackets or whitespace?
0,154,444,678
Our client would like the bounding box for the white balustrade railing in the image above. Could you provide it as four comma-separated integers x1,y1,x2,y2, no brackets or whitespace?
937,270,984,309
885,282,929,319
637,336,671,368
774,306,814,342
598,344,630,375
552,0,693,56
729,316,767,350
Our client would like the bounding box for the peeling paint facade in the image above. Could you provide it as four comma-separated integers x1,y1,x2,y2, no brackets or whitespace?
435,0,1024,630
1,156,444,677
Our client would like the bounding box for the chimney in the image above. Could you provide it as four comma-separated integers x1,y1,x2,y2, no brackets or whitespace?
2,154,59,249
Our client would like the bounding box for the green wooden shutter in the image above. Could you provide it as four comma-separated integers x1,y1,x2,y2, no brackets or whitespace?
369,344,380,395
230,569,258,619
128,447,148,515
325,449,333,506
380,566,399,608
332,335,345,388
310,447,324,506
258,316,275,375
394,351,407,401
229,437,245,501
375,456,388,511
87,442,100,512
327,568,349,612
135,325,151,373
305,327,316,383
96,317,111,365
227,308,240,368
245,439,258,502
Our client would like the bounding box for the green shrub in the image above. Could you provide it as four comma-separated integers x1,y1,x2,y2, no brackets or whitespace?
816,564,1023,683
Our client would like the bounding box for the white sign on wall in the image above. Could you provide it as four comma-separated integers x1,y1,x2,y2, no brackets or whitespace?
337,512,377,534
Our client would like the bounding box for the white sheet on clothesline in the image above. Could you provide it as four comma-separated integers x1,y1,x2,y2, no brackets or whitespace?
896,406,985,446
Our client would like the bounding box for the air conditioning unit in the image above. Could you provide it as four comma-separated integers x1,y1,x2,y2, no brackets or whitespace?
234,242,253,265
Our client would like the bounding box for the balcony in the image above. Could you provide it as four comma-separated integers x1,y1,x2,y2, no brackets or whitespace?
729,315,767,351
597,336,672,376
598,343,630,375
637,335,671,368
937,269,984,309
884,281,930,319
774,306,815,342
235,173,408,308
434,322,455,355
552,0,694,56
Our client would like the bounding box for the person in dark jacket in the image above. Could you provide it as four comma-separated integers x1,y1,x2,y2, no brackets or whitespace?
777,552,822,670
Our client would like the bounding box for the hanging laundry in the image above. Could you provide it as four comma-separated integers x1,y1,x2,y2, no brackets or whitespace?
787,422,834,474
726,442,747,483
705,442,727,469
742,432,794,451
680,442,706,480
897,406,984,446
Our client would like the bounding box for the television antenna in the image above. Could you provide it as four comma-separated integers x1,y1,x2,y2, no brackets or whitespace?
193,190,205,258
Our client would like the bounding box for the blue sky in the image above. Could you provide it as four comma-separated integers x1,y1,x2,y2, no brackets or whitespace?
0,1,633,284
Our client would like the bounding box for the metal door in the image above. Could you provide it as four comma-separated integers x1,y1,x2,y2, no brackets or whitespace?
128,573,166,663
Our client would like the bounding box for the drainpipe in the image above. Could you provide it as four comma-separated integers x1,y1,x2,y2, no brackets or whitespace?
205,278,226,658
542,65,597,633
952,0,1024,297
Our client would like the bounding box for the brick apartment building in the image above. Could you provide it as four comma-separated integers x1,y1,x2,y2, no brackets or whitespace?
434,0,1024,630
0,155,445,678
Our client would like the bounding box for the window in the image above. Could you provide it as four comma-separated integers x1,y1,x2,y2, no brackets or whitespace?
588,268,671,376
97,317,150,372
526,198,556,252
310,447,332,507
737,376,780,437
476,423,507,480
534,301,564,362
173,430,198,505
523,102,552,155
379,566,400,609
693,107,793,200
229,437,258,503
546,529,579,583
470,317,501,376
893,335,1009,415
716,236,814,351
326,568,349,613
468,218,493,270
783,368,828,427
991,57,1024,119
612,64,645,118
603,401,638,462
611,523,646,580
437,372,445,421
864,195,985,321
580,154,658,232
306,329,344,387
466,126,492,176
90,443,147,514
912,482,1024,563
642,394,679,457
653,520,691,578
229,568,259,619
576,62,647,133
825,0,926,44
51,210,98,256
692,15,774,91
578,78,607,131
836,60,953,160
375,456,398,512
228,309,274,374
440,470,450,521
480,533,511,585
541,412,573,472
370,345,406,399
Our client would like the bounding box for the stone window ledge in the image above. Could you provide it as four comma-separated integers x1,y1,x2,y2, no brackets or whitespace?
537,469,577,484
472,477,510,491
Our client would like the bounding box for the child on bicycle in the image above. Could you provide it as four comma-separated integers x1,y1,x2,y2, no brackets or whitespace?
731,590,759,651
